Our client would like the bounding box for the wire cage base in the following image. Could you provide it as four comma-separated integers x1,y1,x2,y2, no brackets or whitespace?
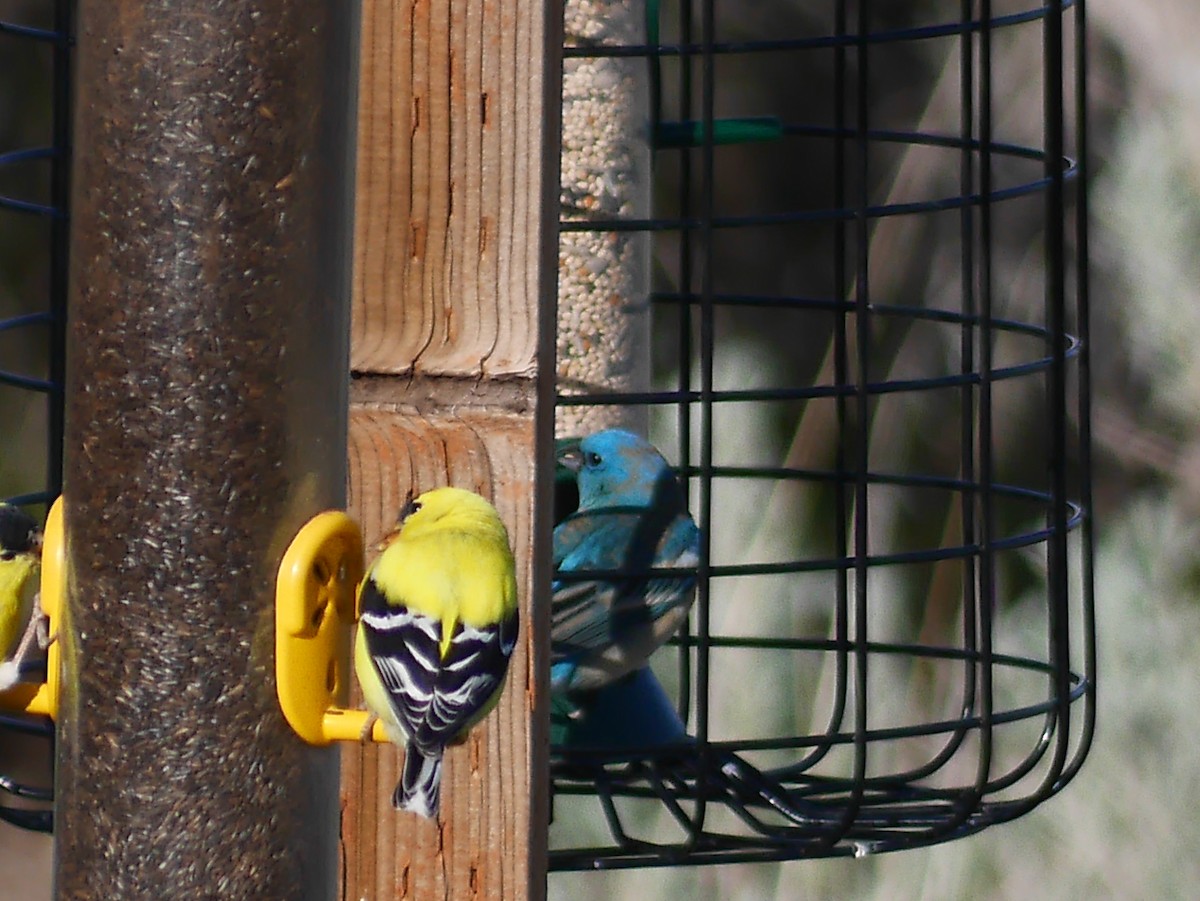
550,0,1093,870
550,642,1089,869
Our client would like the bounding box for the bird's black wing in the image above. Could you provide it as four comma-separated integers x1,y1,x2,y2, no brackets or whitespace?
357,577,443,745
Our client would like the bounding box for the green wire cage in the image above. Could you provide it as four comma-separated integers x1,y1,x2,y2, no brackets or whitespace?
548,0,1094,869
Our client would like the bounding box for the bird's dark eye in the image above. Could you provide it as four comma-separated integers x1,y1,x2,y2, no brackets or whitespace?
586,452,602,467
0,551,13,562
399,496,423,521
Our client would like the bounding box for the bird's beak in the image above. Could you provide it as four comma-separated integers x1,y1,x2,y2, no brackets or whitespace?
29,529,43,557
557,446,584,473
556,436,584,473
374,524,403,552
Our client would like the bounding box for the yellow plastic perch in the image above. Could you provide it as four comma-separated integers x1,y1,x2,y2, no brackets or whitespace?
0,497,63,720
274,510,388,744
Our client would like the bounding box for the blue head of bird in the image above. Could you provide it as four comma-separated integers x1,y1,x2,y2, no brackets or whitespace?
558,430,684,512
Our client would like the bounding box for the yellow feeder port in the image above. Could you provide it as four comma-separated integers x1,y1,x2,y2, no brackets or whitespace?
275,510,388,744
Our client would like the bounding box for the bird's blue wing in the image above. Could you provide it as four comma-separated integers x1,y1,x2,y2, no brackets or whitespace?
551,510,699,662
551,512,637,659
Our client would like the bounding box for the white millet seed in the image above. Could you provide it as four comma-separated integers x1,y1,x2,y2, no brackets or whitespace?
558,0,652,438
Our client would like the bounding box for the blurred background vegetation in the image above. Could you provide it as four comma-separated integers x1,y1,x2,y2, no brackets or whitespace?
1,0,1195,898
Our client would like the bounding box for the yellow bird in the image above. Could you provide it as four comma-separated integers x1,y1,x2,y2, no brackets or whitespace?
354,487,519,818
0,503,43,690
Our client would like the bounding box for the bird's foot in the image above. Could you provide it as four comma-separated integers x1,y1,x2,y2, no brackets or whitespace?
360,714,377,742
10,607,47,665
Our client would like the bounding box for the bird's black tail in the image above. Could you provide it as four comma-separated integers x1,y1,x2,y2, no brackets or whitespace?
394,747,443,818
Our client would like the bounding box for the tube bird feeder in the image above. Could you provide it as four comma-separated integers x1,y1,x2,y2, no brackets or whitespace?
56,2,358,897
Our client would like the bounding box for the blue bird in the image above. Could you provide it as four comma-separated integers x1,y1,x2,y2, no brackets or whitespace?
551,429,700,698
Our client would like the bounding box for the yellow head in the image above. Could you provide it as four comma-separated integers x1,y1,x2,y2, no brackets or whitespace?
390,486,511,547
368,487,518,644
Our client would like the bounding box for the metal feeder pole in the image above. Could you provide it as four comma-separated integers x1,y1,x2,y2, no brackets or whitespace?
56,2,358,897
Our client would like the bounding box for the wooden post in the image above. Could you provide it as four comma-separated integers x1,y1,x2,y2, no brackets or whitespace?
57,1,357,898
340,1,558,899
